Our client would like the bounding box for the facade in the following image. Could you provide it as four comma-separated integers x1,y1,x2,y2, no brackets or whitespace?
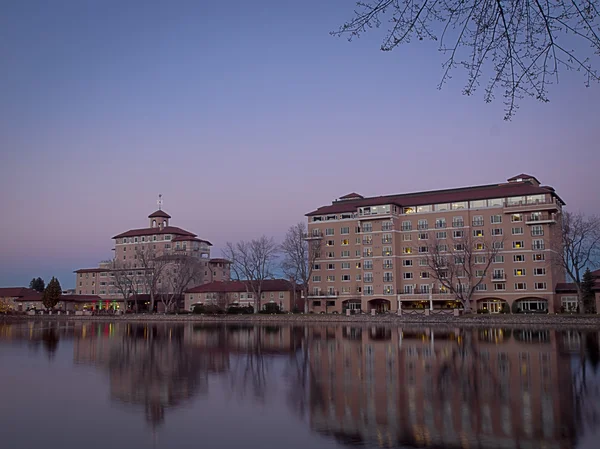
185,280,304,312
0,287,42,311
305,174,567,314
556,269,600,312
74,207,230,309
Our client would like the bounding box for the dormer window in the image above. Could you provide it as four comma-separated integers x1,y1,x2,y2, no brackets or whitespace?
152,220,156,227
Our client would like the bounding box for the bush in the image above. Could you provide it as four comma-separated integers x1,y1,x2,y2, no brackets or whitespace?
500,303,511,314
260,303,283,314
192,304,226,315
227,305,254,315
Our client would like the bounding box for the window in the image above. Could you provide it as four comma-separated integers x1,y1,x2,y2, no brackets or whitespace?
382,221,393,231
362,223,373,232
535,282,547,290
475,269,486,277
418,232,429,240
403,234,412,241
435,218,447,229
326,275,335,282
491,215,502,224
362,235,373,245
403,247,412,254
341,262,350,269
534,267,546,276
418,246,428,253
382,246,393,256
435,203,450,211
437,244,448,252
532,239,545,250
356,274,362,281
364,272,373,283
420,271,430,279
475,283,487,291
341,239,350,245
436,231,447,239
420,258,429,266
452,217,464,227
403,272,414,279
418,219,428,230
474,242,485,250
420,284,430,294
364,285,374,295
356,237,361,244
326,240,334,246
515,282,527,290
383,272,393,282
493,269,505,280
416,205,432,213
472,216,484,226
313,263,321,270
531,225,544,236
513,241,524,249
383,285,394,294
403,285,414,294
533,253,545,262
452,201,467,210
494,283,506,291
341,227,350,234
326,228,334,235
493,255,505,263
493,241,504,249
327,251,335,258
363,248,373,257
512,227,524,235
491,228,503,236
562,296,578,311
403,259,413,267
363,260,373,269
514,268,526,276
341,274,351,281
341,250,350,258
511,213,523,222
327,263,335,270
475,255,486,264
383,259,393,268
454,243,465,251
402,221,412,231
453,230,464,238
279,292,285,299
382,233,392,243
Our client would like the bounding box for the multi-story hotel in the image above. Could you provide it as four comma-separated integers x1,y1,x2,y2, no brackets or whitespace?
305,174,572,314
74,206,230,309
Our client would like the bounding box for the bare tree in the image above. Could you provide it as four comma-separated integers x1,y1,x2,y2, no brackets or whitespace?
159,255,204,313
551,211,600,313
332,1,600,119
136,246,168,313
222,236,279,313
422,232,504,312
280,222,323,313
110,260,135,313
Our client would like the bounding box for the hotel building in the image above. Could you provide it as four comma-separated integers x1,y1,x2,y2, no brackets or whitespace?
74,207,230,308
305,174,569,314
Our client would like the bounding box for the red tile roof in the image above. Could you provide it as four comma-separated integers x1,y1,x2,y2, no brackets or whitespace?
148,210,171,219
556,281,600,293
0,287,37,298
306,178,565,216
172,236,212,245
186,279,296,294
112,226,196,239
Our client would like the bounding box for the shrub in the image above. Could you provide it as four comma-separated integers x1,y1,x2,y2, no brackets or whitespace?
192,304,205,314
500,303,511,314
227,305,254,315
260,303,282,314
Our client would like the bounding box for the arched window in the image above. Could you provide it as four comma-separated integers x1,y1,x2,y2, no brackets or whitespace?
152,220,156,227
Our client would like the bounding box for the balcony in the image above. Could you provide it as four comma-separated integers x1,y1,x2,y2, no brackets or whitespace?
398,291,455,301
503,199,559,213
304,231,323,240
525,213,557,225
307,290,339,298
492,274,506,282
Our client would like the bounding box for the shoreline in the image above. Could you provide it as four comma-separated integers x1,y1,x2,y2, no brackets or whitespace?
3,313,600,330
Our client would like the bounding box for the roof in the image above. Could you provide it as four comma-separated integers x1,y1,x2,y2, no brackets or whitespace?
186,279,297,294
209,258,231,264
0,287,38,299
172,236,213,245
338,192,364,200
556,281,600,293
306,177,565,216
74,268,105,274
507,173,540,184
61,294,103,302
112,226,196,240
148,210,171,219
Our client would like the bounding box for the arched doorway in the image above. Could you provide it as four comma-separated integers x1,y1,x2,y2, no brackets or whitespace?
367,298,390,314
513,297,549,314
477,298,509,314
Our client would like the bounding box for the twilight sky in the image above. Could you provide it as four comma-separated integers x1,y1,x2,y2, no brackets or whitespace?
1,0,598,289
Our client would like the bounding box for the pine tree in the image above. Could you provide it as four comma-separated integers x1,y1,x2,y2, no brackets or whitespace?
42,277,62,310
582,268,596,313
29,277,45,293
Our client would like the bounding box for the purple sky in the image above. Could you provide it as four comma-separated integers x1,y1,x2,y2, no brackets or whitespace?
1,1,598,288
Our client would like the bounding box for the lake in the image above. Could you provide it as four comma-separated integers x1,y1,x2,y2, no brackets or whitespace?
1,321,599,449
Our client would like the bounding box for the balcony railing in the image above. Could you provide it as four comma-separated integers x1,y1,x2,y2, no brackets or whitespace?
307,290,339,298
492,274,506,282
526,213,557,224
398,291,455,300
503,199,559,213
472,220,484,227
303,231,323,239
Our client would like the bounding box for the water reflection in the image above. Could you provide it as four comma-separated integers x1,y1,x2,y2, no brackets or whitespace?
0,321,599,449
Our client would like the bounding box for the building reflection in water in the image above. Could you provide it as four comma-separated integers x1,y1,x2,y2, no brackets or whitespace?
306,325,599,449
